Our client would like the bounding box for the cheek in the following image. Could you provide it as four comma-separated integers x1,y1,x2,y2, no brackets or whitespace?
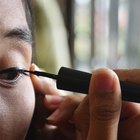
0,77,35,139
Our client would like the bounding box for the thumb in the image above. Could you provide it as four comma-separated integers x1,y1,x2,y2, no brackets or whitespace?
87,68,121,140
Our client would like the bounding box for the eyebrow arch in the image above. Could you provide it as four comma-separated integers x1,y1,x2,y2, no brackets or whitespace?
4,28,32,45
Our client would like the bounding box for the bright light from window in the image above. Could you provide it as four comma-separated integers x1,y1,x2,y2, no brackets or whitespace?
75,0,90,5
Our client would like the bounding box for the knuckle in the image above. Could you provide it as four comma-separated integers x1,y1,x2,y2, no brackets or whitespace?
63,95,79,110
65,95,74,104
93,104,120,122
65,95,82,106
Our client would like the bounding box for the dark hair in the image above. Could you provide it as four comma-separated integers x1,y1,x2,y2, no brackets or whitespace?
22,0,36,61
22,0,33,33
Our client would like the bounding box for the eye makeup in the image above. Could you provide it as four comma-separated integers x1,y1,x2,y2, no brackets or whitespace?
0,67,24,87
1,66,140,103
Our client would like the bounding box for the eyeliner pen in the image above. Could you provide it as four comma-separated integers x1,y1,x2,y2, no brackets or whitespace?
21,67,140,103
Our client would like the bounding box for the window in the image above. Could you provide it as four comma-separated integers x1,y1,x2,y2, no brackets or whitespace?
71,0,140,71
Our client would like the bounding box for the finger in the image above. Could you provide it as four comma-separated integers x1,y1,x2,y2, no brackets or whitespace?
44,95,64,110
114,69,140,84
30,64,64,96
115,69,140,119
46,94,84,125
118,115,140,140
46,94,84,139
42,94,82,140
88,68,121,140
74,96,89,140
43,123,76,140
57,122,76,140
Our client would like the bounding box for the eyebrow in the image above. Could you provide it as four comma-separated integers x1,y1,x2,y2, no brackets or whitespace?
4,28,32,45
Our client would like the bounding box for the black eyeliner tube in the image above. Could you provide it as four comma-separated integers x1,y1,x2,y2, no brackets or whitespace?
57,67,140,103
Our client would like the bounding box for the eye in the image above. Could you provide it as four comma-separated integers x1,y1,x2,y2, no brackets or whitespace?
0,68,22,83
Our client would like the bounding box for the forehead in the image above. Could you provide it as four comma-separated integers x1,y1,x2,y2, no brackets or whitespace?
0,0,28,31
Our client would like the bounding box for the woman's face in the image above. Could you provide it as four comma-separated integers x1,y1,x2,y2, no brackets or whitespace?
0,0,35,139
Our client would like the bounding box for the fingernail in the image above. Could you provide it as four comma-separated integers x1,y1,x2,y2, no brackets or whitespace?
47,109,60,121
45,95,64,105
31,63,40,71
94,70,115,93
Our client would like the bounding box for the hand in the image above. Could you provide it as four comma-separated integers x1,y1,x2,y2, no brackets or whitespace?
74,68,121,140
114,69,140,140
30,64,140,140
31,64,121,140
30,64,84,140
74,69,140,140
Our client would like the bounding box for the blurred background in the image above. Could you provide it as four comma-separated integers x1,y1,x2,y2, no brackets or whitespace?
33,0,140,73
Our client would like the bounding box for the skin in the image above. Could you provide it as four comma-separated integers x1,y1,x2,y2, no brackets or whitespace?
0,0,35,139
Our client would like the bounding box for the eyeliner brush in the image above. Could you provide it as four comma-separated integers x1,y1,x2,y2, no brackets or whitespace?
23,69,58,80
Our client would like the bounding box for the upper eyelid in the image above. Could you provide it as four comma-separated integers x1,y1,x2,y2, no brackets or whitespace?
0,67,25,74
